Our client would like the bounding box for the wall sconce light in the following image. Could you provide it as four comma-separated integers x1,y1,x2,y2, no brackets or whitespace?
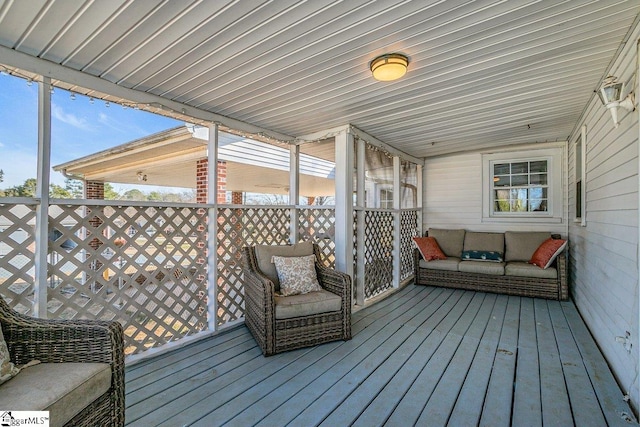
597,76,635,127
370,53,409,81
137,172,148,182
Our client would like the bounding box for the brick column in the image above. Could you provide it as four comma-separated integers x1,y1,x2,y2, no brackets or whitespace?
196,158,228,204
196,158,208,204
85,180,104,200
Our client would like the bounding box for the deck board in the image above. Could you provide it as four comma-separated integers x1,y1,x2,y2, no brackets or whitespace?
535,299,573,427
447,294,508,426
125,285,637,427
480,295,521,426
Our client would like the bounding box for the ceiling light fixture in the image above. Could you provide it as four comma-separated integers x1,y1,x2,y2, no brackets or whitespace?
370,53,409,81
597,75,635,128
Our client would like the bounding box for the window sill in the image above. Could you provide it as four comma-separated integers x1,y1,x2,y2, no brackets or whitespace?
482,216,563,224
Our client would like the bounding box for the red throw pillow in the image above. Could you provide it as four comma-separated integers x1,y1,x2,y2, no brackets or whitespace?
529,238,567,269
413,236,447,261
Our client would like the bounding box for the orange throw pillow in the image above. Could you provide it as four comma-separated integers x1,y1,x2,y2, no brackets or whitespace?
413,237,447,261
529,238,567,269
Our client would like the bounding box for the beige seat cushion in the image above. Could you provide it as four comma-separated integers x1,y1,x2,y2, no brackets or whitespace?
458,260,505,275
0,362,111,427
254,242,315,290
505,261,558,279
504,231,551,262
274,289,341,320
419,256,460,271
428,229,465,257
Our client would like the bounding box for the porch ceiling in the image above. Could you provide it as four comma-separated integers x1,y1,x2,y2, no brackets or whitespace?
1,1,639,158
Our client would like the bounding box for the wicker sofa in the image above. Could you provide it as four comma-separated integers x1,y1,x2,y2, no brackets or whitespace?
0,297,125,427
414,229,568,301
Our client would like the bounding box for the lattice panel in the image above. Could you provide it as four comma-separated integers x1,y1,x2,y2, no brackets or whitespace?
48,204,208,355
298,207,335,268
217,206,290,326
353,210,358,303
0,203,36,314
400,210,419,281
363,210,394,299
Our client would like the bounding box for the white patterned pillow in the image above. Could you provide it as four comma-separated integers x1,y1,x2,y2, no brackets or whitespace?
273,255,322,296
0,324,19,384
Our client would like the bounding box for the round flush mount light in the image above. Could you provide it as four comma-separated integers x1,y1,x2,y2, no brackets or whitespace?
370,53,409,81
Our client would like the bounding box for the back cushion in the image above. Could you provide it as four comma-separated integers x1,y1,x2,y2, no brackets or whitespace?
428,228,465,257
504,231,551,262
463,232,505,253
254,241,315,290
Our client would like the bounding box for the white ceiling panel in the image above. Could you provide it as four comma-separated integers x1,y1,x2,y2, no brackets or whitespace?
0,0,638,158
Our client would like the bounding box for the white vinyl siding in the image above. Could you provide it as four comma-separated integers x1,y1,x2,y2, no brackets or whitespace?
567,19,639,410
423,143,567,235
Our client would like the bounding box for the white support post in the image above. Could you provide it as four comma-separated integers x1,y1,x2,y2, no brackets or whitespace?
34,77,52,318
207,123,219,332
356,139,366,305
290,144,300,243
392,156,401,288
334,131,355,280
417,164,424,236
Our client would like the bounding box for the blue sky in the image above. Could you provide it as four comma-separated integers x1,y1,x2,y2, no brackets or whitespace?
0,73,182,189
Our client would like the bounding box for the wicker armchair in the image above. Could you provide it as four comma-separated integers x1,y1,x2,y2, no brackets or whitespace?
0,296,125,427
242,242,352,356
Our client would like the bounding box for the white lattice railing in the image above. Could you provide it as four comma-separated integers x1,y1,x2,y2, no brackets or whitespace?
400,210,419,281
47,203,209,355
353,208,419,301
298,207,336,268
2,199,418,355
363,210,394,299
0,202,37,314
1,200,339,356
216,206,291,326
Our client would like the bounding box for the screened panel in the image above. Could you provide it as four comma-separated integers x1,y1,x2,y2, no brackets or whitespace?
364,146,394,208
0,73,38,198
401,161,418,209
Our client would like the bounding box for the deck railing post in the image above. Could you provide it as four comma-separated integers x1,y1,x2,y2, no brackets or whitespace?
334,130,355,284
417,164,423,236
393,156,401,288
33,76,52,318
290,145,300,243
207,123,219,332
356,138,366,305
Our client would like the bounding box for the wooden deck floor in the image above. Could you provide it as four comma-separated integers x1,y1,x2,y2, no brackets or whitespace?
125,285,637,426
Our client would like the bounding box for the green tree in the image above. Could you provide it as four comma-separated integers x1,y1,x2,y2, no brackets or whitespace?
104,183,119,200
64,178,84,199
49,183,72,198
3,178,37,197
122,189,146,201
147,191,163,202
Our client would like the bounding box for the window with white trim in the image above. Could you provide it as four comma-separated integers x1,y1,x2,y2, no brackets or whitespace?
574,125,586,225
482,147,563,223
379,188,393,209
492,159,549,214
